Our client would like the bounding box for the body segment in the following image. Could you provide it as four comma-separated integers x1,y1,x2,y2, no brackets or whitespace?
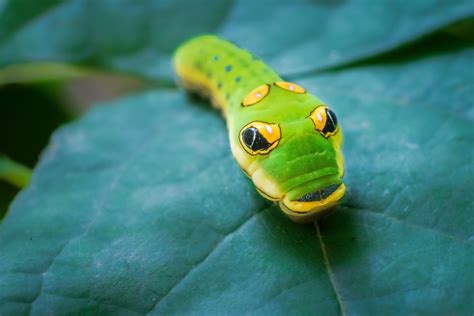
173,35,345,223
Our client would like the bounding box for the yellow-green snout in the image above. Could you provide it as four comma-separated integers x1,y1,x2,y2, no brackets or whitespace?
279,182,345,223
257,130,345,223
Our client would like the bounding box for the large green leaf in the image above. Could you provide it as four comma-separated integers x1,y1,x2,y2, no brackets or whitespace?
1,0,474,314
1,0,474,81
1,31,473,314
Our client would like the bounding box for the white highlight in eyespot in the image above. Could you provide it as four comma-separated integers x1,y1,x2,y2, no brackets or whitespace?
265,125,273,134
289,85,294,91
317,113,323,122
256,93,262,98
250,131,256,148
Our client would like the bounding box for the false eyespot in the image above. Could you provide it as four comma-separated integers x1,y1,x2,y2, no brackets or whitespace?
309,106,339,138
239,121,281,155
274,81,306,94
241,84,270,106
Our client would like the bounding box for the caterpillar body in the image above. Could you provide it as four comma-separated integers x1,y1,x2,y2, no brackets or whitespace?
173,35,345,223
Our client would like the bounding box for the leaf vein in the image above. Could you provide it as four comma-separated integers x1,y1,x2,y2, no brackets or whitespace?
315,222,347,316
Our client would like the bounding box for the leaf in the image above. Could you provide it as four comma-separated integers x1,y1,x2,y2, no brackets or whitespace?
1,0,473,82
1,31,473,314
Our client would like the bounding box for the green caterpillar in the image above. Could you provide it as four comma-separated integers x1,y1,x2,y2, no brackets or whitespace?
173,35,345,223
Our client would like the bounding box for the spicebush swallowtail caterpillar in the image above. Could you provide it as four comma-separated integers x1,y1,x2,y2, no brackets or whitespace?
173,35,345,223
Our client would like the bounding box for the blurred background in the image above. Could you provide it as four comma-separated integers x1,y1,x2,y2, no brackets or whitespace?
0,66,150,218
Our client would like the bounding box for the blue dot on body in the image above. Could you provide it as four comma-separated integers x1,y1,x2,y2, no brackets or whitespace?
213,55,219,61
235,76,241,83
225,65,232,72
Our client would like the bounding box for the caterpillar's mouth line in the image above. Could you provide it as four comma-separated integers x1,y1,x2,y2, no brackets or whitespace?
295,183,341,202
279,183,346,223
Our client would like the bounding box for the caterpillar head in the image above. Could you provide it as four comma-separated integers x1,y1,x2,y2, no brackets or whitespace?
230,82,345,223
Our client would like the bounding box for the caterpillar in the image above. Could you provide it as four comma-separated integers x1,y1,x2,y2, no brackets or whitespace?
173,35,345,223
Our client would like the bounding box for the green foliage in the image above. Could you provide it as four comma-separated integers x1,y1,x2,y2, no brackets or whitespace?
0,155,31,188
0,0,473,315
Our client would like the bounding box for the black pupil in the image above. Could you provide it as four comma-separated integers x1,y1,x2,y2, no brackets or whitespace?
322,109,338,134
242,127,271,151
